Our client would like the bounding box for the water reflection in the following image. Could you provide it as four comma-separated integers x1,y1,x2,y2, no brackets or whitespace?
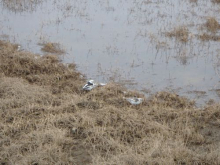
174,51,191,66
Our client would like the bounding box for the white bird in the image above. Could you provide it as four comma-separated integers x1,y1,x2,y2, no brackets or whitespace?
17,45,21,51
124,96,143,105
99,83,107,86
82,80,97,91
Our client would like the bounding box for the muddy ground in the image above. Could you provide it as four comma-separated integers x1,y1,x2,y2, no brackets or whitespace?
0,41,220,165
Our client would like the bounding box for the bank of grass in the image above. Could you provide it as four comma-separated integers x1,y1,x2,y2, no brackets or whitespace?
0,41,220,165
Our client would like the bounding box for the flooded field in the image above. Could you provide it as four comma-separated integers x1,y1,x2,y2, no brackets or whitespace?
1,0,220,106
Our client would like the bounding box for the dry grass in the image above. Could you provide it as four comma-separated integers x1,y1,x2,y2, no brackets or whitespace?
212,0,220,3
1,40,220,165
204,17,220,33
189,0,198,3
198,33,220,41
41,42,65,54
2,0,42,12
0,41,81,94
198,17,220,41
166,26,189,43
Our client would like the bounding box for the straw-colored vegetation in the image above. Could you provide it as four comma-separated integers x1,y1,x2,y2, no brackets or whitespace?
189,0,198,3
2,0,42,12
212,0,220,3
1,41,220,165
166,26,189,43
198,33,220,41
205,17,220,33
41,42,65,54
198,17,220,41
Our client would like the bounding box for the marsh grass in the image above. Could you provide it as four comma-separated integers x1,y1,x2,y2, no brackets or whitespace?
198,33,220,41
212,0,220,3
166,26,189,43
41,42,65,54
198,17,220,41
205,17,220,33
189,0,198,3
2,0,42,13
1,41,220,164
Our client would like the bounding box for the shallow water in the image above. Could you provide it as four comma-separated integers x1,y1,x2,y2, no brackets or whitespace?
1,0,220,106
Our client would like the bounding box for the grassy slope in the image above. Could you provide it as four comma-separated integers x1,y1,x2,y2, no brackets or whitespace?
0,41,220,165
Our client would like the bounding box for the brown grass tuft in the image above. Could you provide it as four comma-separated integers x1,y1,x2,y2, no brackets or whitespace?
212,0,220,3
41,42,65,54
147,91,195,109
166,26,189,42
0,41,83,94
2,0,42,13
198,33,220,41
205,17,220,33
189,0,198,3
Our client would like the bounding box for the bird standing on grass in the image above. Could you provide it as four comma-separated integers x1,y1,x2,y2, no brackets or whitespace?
124,96,143,105
83,80,97,91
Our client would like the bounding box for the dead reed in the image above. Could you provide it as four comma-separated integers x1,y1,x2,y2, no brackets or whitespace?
212,0,220,3
166,26,189,43
198,33,220,41
189,0,198,3
41,42,65,54
2,0,42,13
205,17,220,33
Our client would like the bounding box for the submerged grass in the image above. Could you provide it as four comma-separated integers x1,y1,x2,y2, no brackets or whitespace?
2,0,42,13
198,33,220,41
212,0,220,3
1,41,220,164
204,17,220,33
198,17,220,41
41,42,65,54
166,26,189,43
